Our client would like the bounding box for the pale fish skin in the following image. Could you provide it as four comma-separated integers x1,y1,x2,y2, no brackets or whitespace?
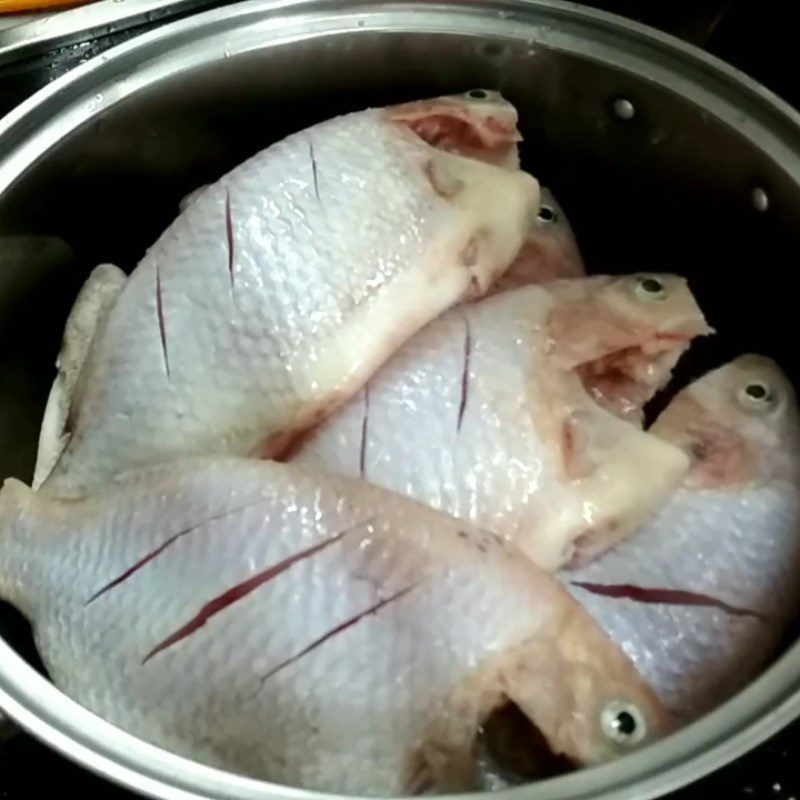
565,355,800,721
291,275,711,571
37,92,539,496
0,458,670,795
175,89,525,213
33,263,127,490
489,187,585,293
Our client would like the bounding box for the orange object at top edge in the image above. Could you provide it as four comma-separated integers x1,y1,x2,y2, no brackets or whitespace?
0,0,94,13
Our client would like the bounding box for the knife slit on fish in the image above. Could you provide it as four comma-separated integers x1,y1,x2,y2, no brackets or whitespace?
563,355,800,720
0,457,671,793
259,583,419,684
85,498,275,605
290,276,709,571
155,264,170,379
225,188,235,289
570,582,765,621
309,141,320,202
142,522,368,664
457,316,472,432
360,384,370,479
38,91,540,496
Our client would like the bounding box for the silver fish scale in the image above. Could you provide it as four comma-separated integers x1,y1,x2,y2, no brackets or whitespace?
291,284,689,571
0,458,662,794
43,108,512,493
566,482,800,719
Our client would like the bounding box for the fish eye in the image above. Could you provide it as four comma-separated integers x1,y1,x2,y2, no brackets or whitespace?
467,88,490,100
635,276,668,301
537,205,558,224
600,701,647,746
737,380,778,413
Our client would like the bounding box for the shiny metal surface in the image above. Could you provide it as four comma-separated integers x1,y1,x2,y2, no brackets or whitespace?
0,16,35,32
1,1,800,798
0,0,222,63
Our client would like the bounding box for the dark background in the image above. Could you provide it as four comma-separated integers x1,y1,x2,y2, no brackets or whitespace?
1,0,800,797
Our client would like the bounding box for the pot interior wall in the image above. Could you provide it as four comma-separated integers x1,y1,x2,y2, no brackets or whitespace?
0,23,798,698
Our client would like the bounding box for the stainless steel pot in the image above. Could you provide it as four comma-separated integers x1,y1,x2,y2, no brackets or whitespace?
1,1,800,797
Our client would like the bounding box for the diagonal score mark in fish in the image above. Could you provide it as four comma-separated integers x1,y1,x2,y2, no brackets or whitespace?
225,188,235,289
571,581,767,621
155,263,170,379
309,141,320,202
141,518,375,664
360,383,370,479
259,582,420,684
85,497,277,605
457,313,472,432
403,763,435,798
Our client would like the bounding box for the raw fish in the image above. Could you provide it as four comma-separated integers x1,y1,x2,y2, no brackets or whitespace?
490,187,585,292
38,92,539,496
291,275,710,570
566,356,800,719
0,457,670,794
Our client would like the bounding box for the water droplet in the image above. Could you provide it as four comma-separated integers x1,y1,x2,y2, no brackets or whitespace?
613,98,635,121
752,186,769,213
357,19,364,27
224,49,232,58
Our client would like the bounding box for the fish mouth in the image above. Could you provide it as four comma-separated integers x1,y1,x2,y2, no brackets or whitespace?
576,334,691,421
388,102,520,167
570,581,765,620
474,701,576,788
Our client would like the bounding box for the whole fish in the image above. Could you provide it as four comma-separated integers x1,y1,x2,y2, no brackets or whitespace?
290,275,710,570
36,92,539,496
489,187,585,293
565,355,800,720
0,458,670,795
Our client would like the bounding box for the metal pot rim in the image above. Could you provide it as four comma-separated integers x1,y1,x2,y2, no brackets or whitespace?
2,2,800,798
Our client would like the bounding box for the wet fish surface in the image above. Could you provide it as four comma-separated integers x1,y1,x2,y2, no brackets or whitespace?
37,92,539,496
489,187,585,293
565,356,800,719
0,457,669,794
291,275,710,570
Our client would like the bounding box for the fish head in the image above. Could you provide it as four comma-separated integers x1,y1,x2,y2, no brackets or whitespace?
491,603,674,777
418,587,673,792
532,186,585,268
554,623,673,765
386,89,522,168
489,187,586,293
548,274,712,421
651,354,800,487
530,188,585,278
